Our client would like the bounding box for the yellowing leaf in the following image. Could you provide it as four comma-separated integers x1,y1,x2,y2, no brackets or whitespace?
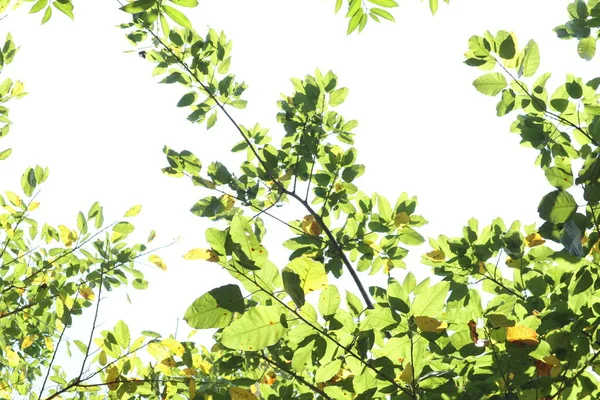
105,365,119,390
425,249,445,262
506,324,539,346
394,211,410,227
148,342,170,361
301,215,322,236
21,335,36,350
414,316,448,333
147,229,156,243
229,387,257,400
160,356,176,367
505,256,525,268
10,80,24,96
525,232,545,247
79,286,95,301
6,191,22,208
183,248,219,262
58,225,77,247
44,336,54,351
189,379,196,399
261,371,276,386
124,204,142,217
161,338,185,357
5,346,19,367
148,254,167,271
99,350,107,366
365,240,382,253
399,363,413,384
28,201,40,211
220,194,235,211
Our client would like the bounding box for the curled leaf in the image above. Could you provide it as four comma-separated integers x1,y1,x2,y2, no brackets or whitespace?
301,215,322,236
525,232,545,247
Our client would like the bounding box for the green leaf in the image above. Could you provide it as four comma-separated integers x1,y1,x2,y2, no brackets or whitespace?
53,0,74,19
370,8,394,22
0,148,11,160
41,6,52,23
347,10,362,35
367,0,398,6
473,73,507,96
162,4,191,28
318,285,340,318
346,290,364,317
544,156,573,189
578,37,596,61
329,87,348,106
537,190,577,224
29,0,47,14
114,320,131,349
169,0,198,7
184,284,244,329
286,258,328,294
411,281,450,316
498,32,516,59
177,92,197,107
429,0,438,15
120,0,155,13
113,221,134,235
519,40,540,77
221,306,287,351
315,359,342,383
282,268,305,308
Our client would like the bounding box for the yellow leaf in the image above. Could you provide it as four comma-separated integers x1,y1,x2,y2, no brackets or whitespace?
124,204,142,217
506,324,539,346
525,232,545,247
229,387,257,400
10,80,24,96
148,342,170,361
399,363,413,384
183,248,219,262
58,225,77,247
414,316,448,333
105,365,119,390
6,191,22,208
28,201,40,211
394,211,410,228
5,346,19,367
44,336,54,352
79,286,95,301
365,240,382,253
148,254,167,271
301,215,322,236
162,338,185,357
21,335,36,350
425,249,445,262
220,194,235,211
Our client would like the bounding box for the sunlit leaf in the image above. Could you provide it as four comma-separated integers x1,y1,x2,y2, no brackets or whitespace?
148,254,167,271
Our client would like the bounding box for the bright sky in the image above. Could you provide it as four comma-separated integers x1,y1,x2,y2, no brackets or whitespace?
2,0,598,378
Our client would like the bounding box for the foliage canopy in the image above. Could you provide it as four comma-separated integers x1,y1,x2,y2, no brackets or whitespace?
1,0,600,399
